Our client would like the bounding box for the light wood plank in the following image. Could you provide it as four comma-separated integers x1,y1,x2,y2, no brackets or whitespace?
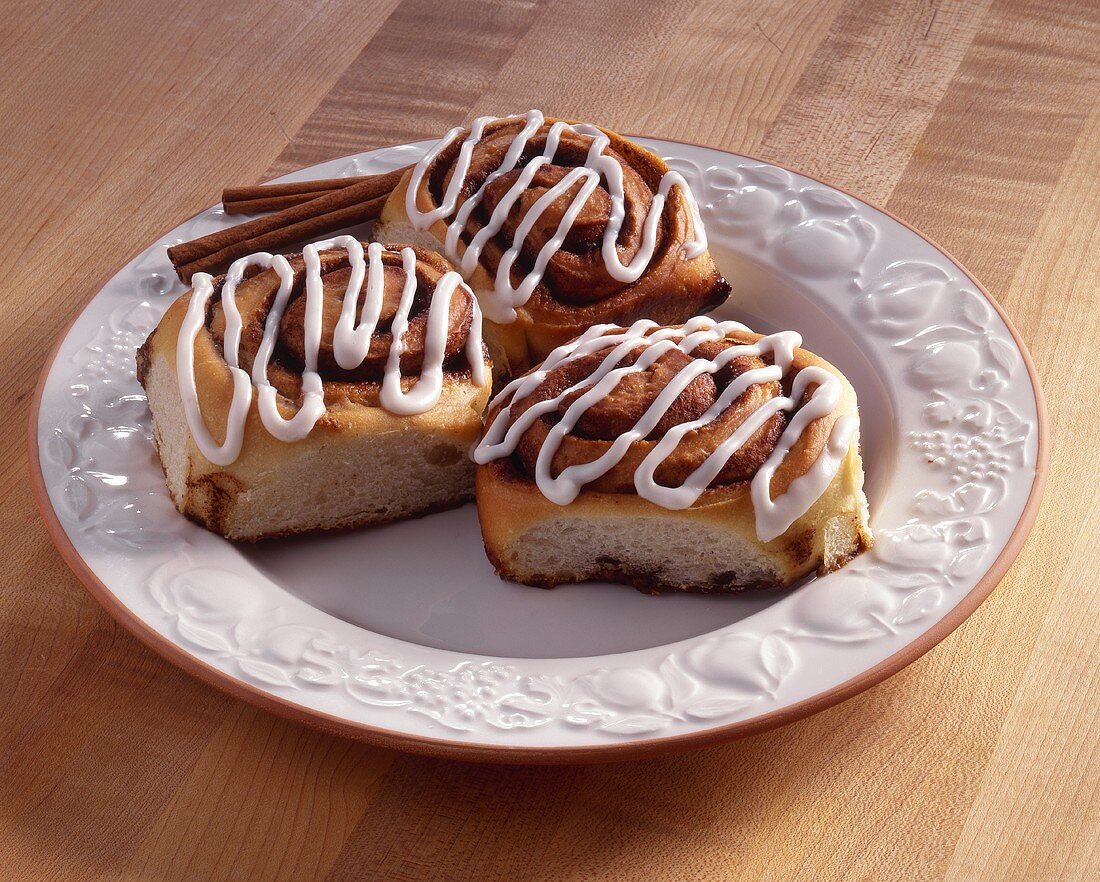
757,0,993,201
888,0,1100,295
943,92,1100,882
271,0,549,173
126,705,395,882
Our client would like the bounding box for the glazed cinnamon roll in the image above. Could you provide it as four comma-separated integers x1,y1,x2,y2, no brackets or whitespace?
377,110,730,379
473,317,872,593
137,239,492,541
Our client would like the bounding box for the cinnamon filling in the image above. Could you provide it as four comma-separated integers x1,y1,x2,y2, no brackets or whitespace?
208,246,475,404
506,343,786,494
428,118,682,307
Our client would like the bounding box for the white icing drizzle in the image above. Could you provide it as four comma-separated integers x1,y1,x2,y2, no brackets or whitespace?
177,237,487,465
406,110,708,323
472,317,856,542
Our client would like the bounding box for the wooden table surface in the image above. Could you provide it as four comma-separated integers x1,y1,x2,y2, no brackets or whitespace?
3,0,1098,879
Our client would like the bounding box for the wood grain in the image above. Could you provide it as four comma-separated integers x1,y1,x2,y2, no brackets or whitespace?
2,0,1097,879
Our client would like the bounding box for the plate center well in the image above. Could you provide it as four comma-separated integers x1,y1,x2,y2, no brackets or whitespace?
244,251,893,659
244,504,796,657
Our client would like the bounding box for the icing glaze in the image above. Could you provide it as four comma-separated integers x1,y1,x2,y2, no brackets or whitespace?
472,316,855,541
177,237,487,466
406,110,708,323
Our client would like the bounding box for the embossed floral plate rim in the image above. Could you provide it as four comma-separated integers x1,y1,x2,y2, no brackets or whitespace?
29,136,1047,763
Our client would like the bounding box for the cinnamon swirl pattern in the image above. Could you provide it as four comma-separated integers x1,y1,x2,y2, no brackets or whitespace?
381,111,730,376
474,317,859,542
176,237,487,465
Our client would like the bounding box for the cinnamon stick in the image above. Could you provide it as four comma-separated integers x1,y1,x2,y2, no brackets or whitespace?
223,188,351,215
220,166,410,214
169,168,410,281
170,194,388,282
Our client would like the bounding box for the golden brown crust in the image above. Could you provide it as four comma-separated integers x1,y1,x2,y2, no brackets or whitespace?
476,446,871,593
380,116,731,378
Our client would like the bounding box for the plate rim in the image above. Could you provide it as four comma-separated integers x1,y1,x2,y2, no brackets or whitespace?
27,136,1049,764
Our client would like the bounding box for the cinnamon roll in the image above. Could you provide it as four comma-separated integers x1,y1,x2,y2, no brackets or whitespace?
377,110,730,380
472,317,872,593
137,239,492,541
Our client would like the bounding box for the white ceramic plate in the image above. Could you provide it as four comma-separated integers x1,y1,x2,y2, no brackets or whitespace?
31,137,1046,762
